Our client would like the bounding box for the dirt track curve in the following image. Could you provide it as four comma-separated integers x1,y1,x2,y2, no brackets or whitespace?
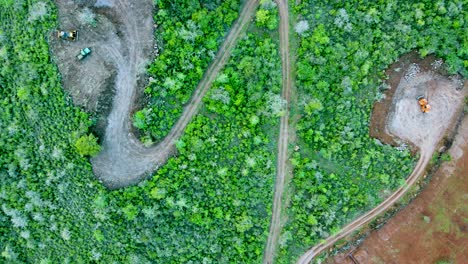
91,0,259,189
263,0,292,263
296,154,430,264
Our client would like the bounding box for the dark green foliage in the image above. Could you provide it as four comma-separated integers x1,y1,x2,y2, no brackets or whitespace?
1,0,465,262
278,0,466,262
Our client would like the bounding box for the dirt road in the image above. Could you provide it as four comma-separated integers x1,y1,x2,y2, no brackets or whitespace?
91,0,259,189
297,65,466,264
263,0,292,263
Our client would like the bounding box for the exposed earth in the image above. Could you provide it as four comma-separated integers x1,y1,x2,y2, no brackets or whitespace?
329,115,468,264
297,56,467,264
386,61,465,155
50,0,154,137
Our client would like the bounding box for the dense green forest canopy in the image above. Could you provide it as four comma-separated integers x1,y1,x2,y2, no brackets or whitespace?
133,0,241,144
0,0,466,263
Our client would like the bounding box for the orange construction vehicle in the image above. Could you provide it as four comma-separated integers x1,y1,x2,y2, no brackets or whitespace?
417,95,430,113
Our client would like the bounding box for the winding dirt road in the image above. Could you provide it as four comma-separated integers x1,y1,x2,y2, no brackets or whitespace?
91,0,259,189
263,0,292,263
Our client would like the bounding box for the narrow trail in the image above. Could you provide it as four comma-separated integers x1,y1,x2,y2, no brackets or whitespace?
263,0,292,263
297,152,431,264
91,0,259,189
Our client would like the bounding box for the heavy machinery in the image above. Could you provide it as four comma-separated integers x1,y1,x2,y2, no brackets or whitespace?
57,30,77,41
77,48,91,60
417,95,430,113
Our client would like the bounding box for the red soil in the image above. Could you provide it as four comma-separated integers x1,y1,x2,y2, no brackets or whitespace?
329,116,468,264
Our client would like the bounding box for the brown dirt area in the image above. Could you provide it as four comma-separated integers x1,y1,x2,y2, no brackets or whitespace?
49,0,155,138
329,114,468,264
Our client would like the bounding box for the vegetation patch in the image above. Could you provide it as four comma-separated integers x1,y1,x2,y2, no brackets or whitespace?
134,0,242,144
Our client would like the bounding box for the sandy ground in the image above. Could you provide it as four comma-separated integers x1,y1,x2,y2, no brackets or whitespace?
297,58,467,264
89,0,259,189
387,69,465,154
329,115,468,264
263,0,293,263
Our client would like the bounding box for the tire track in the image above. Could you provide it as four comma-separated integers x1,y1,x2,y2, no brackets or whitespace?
263,0,292,262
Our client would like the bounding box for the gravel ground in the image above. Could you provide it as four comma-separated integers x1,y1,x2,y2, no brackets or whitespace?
387,70,465,154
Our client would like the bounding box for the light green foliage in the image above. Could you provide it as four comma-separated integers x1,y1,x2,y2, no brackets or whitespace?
304,98,323,115
440,153,451,162
436,260,453,264
423,215,431,223
256,9,270,25
132,109,147,129
256,0,278,30
75,134,101,156
1,0,465,263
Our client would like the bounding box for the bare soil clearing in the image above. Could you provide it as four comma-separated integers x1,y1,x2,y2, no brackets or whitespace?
386,64,465,155
370,52,444,151
50,0,151,112
51,0,154,139
329,115,468,264
264,0,293,263
297,55,467,264
62,0,259,189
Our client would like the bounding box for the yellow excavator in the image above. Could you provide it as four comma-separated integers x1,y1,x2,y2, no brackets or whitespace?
57,30,77,41
417,95,430,113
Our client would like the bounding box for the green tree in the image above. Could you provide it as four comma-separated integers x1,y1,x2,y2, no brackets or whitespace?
256,9,270,26
75,134,101,156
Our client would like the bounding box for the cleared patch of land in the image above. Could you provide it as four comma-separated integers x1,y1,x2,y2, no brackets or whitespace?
386,67,464,155
50,0,154,136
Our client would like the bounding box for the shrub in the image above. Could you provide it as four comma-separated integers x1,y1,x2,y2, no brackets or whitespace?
75,134,101,157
